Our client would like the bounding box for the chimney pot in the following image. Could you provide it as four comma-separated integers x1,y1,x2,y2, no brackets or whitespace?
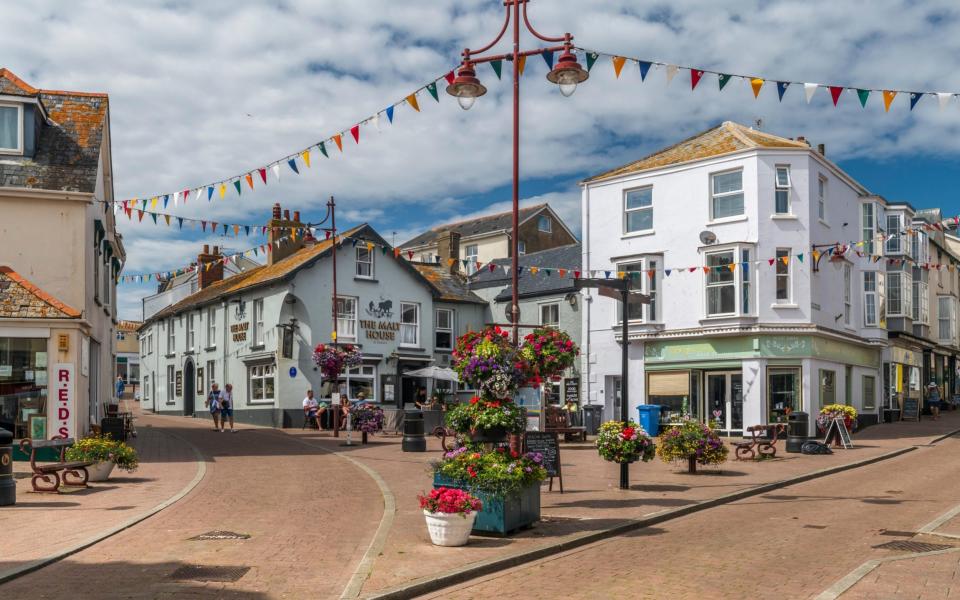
817,143,826,156
272,203,281,219
203,244,209,254
283,209,290,220
293,211,300,222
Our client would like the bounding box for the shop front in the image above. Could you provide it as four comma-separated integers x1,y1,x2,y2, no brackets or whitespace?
884,343,923,421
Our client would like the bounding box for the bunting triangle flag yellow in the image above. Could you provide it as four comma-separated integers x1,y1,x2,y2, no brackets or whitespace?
366,242,374,252
302,150,311,168
164,214,170,226
234,225,240,237
612,56,626,78
617,271,626,279
517,55,526,76
150,197,157,209
750,78,764,98
883,90,897,112
219,183,226,199
333,134,343,152
530,267,539,275
406,94,420,112
812,250,821,261
447,258,456,267
780,256,789,265
727,263,736,271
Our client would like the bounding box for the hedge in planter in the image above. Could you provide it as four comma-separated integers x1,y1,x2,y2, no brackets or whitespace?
656,418,728,474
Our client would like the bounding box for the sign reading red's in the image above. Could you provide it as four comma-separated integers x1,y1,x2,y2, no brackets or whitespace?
54,363,74,439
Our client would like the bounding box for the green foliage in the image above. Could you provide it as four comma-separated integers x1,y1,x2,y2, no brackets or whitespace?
65,434,139,472
445,397,526,435
656,418,728,467
434,446,547,498
596,420,656,464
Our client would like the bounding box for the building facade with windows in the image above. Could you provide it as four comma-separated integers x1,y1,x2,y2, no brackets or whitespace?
138,205,485,427
0,69,123,444
114,320,141,400
580,122,885,434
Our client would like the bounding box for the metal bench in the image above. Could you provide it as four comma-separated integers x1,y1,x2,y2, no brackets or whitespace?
18,437,93,493
734,424,786,460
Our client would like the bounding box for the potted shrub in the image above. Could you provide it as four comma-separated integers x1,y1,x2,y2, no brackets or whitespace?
65,435,139,481
351,403,385,444
432,446,547,534
596,420,656,464
657,418,728,474
419,487,483,547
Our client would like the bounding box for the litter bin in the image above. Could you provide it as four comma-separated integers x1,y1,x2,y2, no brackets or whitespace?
0,427,14,506
786,411,809,453
401,410,426,452
101,417,125,442
883,408,901,423
582,405,603,436
636,405,661,437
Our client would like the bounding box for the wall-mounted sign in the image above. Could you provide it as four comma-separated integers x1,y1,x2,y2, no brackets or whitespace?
365,297,394,319
230,322,249,342
54,363,74,439
289,366,298,378
57,335,69,352
175,370,183,397
360,320,400,341
234,301,247,321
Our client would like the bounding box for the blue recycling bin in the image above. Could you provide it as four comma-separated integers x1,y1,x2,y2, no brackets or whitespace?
636,405,661,437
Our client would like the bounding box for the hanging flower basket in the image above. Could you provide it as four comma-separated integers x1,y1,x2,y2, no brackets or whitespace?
446,396,526,438
451,327,525,399
313,343,363,381
518,327,579,382
596,420,656,464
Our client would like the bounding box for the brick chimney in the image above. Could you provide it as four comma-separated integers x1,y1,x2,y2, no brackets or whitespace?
436,231,461,273
267,203,306,266
197,244,224,290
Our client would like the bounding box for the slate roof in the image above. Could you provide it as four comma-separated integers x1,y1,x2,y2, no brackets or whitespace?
410,264,486,304
157,255,261,292
402,204,547,248
469,243,581,301
0,69,108,193
0,266,81,319
583,121,810,183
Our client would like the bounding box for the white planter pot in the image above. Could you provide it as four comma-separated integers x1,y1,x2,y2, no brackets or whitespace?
424,510,477,547
86,461,116,482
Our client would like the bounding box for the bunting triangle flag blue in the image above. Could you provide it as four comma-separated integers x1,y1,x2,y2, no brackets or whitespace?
777,81,789,101
910,92,923,110
163,195,169,209
177,217,183,229
288,158,299,174
638,61,652,81
386,105,394,123
604,270,612,279
664,269,671,277
245,226,250,236
542,51,554,70
207,186,214,201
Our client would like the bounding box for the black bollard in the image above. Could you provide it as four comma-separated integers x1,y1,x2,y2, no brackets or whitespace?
0,427,15,506
401,410,426,452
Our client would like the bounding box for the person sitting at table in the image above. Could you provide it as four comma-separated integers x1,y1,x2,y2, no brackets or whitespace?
415,387,439,410
303,389,323,429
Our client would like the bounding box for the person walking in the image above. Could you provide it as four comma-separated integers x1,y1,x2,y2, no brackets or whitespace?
115,375,125,400
927,381,942,421
205,383,222,431
220,383,237,432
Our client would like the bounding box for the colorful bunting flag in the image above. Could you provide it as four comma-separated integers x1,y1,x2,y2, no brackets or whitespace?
639,61,652,81
829,86,844,106
385,105,394,123
490,59,503,79
350,124,360,144
612,56,626,78
691,69,704,90
883,90,897,112
776,81,789,101
426,82,439,102
856,89,870,108
718,73,732,90
287,158,299,174
665,64,678,85
517,55,526,76
937,92,952,110
804,83,818,104
910,92,923,111
542,51,554,70
585,52,598,72
302,150,311,168
750,78,764,98
233,180,242,195
333,134,343,152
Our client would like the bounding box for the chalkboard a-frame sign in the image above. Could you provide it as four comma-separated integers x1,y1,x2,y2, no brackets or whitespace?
524,431,563,493
902,397,920,422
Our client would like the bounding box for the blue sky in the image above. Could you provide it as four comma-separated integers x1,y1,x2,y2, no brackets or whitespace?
4,0,960,319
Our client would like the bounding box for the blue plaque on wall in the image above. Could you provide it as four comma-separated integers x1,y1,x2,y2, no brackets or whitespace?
289,366,298,378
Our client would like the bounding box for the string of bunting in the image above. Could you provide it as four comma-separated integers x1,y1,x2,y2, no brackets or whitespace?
109,68,458,208
577,47,960,111
110,201,313,238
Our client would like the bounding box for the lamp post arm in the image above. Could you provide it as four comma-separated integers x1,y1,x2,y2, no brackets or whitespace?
522,1,569,43
463,4,512,59
468,44,570,65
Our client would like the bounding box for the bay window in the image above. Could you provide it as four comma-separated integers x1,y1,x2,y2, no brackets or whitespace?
939,296,956,342
624,186,653,233
249,363,276,403
741,249,751,314
336,296,358,341
400,302,420,347
913,281,929,325
886,214,903,254
887,271,912,317
705,251,735,315
774,166,791,214
863,272,878,327
711,170,744,220
861,202,876,255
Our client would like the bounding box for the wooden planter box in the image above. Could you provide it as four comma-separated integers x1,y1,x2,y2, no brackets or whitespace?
433,474,540,535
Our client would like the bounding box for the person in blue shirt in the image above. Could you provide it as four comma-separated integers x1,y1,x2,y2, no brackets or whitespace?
927,381,942,421
115,376,125,399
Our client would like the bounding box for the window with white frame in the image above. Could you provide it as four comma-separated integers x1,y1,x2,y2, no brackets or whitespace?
939,296,957,342
617,257,660,322
540,303,560,327
711,170,744,220
618,261,646,322
886,214,903,254
464,244,478,275
741,249,751,314
166,365,175,404
887,271,912,317
624,187,653,233
775,248,791,303
147,332,154,354
167,319,175,354
346,365,377,401
356,246,374,278
206,306,216,348
913,280,929,324
249,363,276,403
538,215,552,233
911,231,928,265
774,166,791,214
0,103,23,153
253,298,265,346
140,336,147,356
206,360,215,388
400,302,420,347
817,176,827,221
864,272,878,327
843,264,852,326
861,203,876,255
435,309,453,349
705,251,736,315
336,296,358,341
187,313,196,351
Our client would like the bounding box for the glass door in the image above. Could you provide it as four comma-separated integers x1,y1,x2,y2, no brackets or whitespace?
705,371,743,434
707,374,726,428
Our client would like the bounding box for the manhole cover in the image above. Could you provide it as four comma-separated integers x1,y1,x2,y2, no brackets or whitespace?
169,565,250,582
874,540,952,553
189,530,251,541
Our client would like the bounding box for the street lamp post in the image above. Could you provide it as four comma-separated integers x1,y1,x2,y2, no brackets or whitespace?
447,0,588,343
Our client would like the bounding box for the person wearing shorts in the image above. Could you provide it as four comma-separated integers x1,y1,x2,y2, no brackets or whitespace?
205,383,222,431
220,383,236,432
927,381,942,421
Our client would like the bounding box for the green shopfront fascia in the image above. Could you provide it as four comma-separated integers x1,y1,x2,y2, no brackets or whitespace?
643,335,883,435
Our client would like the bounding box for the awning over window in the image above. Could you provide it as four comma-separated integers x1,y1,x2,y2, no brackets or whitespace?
648,371,689,396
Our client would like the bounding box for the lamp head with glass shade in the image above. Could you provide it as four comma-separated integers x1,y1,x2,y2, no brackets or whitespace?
446,63,487,110
546,47,589,97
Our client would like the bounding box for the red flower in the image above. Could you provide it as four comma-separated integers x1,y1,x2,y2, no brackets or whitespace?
622,427,636,440
470,396,480,405
510,450,519,458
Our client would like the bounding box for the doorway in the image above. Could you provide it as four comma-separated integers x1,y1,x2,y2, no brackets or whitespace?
705,371,743,434
401,375,426,408
183,359,195,416
89,339,101,428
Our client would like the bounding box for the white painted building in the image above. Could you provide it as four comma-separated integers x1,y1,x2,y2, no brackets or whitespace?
581,122,887,435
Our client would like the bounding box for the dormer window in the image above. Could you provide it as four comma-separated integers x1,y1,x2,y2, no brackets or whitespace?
0,103,23,154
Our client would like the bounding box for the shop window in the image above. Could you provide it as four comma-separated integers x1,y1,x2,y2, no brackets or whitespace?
400,302,420,347
863,375,876,411
774,166,791,214
0,337,48,439
768,367,801,423
647,371,690,421
819,369,836,405
356,246,374,279
540,303,560,327
624,187,653,233
711,170,744,220
435,309,453,350
249,363,276,403
346,365,376,402
336,296,358,341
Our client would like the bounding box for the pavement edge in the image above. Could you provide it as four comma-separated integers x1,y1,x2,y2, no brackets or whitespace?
0,428,207,586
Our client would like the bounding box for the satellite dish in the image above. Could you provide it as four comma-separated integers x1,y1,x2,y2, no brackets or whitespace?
699,230,717,245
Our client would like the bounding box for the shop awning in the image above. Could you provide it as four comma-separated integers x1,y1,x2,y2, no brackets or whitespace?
393,353,432,363
648,371,689,396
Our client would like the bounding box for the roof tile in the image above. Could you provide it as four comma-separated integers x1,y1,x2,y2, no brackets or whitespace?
0,266,81,319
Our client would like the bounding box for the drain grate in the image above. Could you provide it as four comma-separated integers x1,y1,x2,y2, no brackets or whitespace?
874,540,952,553
169,565,250,582
189,530,251,541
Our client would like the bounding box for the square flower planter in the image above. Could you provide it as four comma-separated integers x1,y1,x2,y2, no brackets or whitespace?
433,474,540,535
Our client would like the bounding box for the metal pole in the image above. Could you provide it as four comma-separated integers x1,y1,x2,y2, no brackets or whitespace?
330,195,340,437
510,0,521,344
620,285,630,490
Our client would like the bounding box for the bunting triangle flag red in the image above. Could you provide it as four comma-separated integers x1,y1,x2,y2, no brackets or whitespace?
407,251,414,259
689,267,697,273
444,71,455,85
768,258,776,266
350,125,360,144
258,168,267,184
691,69,703,90
830,86,844,106
137,210,144,222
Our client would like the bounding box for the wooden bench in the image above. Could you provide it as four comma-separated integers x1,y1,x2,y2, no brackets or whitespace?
544,406,587,442
18,437,93,493
733,424,786,460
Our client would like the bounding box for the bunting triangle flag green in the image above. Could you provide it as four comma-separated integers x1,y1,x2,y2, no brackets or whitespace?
426,82,439,102
233,180,242,196
319,142,328,158
490,60,502,80
857,89,870,108
718,74,732,90
586,52,599,72
150,213,157,224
